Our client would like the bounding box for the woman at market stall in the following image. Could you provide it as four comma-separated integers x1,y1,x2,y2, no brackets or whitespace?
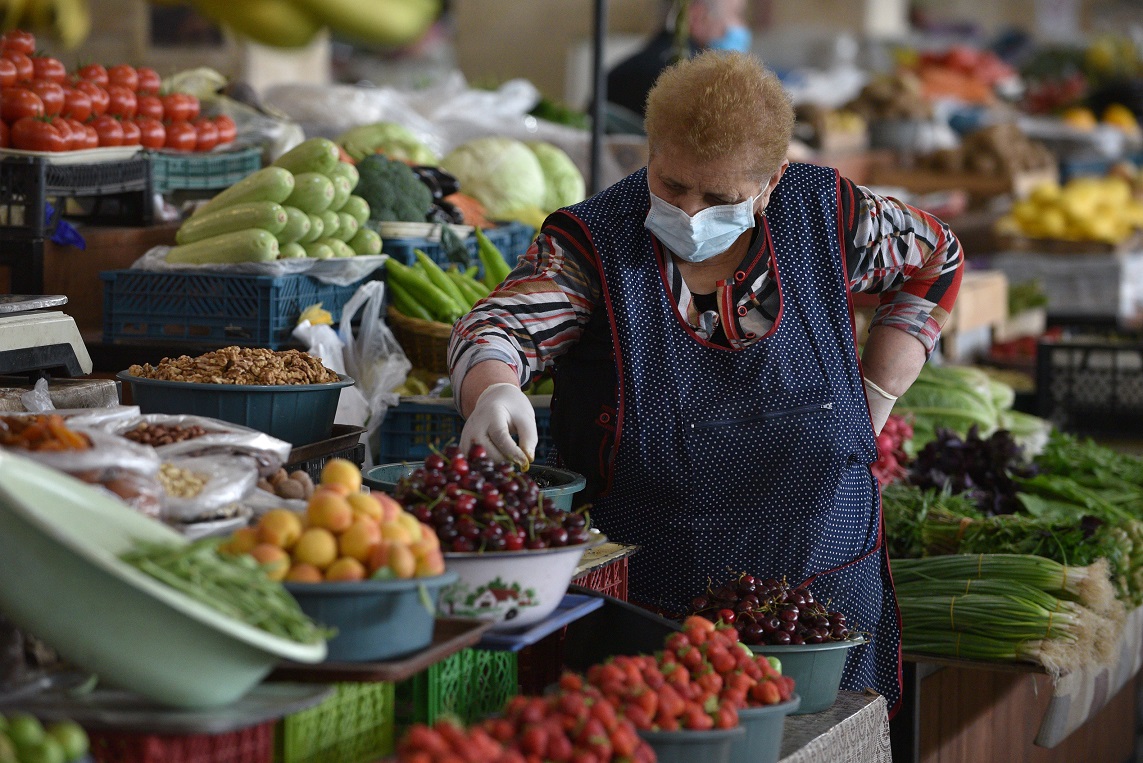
447,50,963,715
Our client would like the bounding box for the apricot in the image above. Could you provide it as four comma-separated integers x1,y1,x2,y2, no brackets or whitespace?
320,458,362,494
285,562,323,583
219,526,259,556
326,557,367,582
313,482,352,498
409,538,436,560
367,541,394,576
389,543,416,579
415,550,445,578
249,543,290,582
339,517,382,563
418,523,440,551
347,492,383,522
306,490,354,533
380,520,413,545
293,527,339,570
257,508,304,549
376,492,404,523
396,512,423,541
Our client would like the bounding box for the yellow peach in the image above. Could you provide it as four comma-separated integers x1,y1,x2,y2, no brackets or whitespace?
418,523,440,551
376,492,404,523
326,556,367,582
249,543,290,582
415,550,445,578
219,526,259,556
347,492,383,522
396,512,422,541
379,520,413,545
257,508,304,549
293,527,339,570
306,491,354,533
409,538,436,560
388,543,416,579
285,562,324,583
314,482,352,498
367,541,394,576
339,517,382,563
320,458,362,493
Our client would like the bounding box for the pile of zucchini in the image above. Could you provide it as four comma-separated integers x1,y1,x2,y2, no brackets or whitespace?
168,138,384,264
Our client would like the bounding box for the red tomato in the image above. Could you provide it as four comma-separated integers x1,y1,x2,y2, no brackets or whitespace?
81,123,98,149
0,58,16,88
61,87,92,121
134,116,165,149
64,117,87,145
107,64,138,91
184,94,200,121
135,94,162,121
91,114,124,147
75,63,108,87
192,118,218,152
73,81,108,117
0,120,7,148
11,117,64,151
1,30,35,56
213,114,237,144
27,80,64,116
160,93,194,122
30,56,66,84
119,118,141,146
2,51,33,82
0,88,44,122
135,66,161,95
164,120,196,151
49,116,77,150
105,84,136,119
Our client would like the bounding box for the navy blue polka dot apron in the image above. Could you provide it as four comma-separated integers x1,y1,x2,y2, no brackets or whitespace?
558,163,902,712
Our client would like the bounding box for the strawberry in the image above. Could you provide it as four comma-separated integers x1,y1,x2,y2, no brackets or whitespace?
752,679,782,705
682,703,715,730
590,696,619,732
559,672,584,692
546,732,573,762
714,701,738,729
623,703,653,730
519,725,548,756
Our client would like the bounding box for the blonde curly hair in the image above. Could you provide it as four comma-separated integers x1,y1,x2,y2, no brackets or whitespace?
644,51,794,180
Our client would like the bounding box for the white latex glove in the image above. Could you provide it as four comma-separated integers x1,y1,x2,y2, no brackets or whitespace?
864,377,897,436
460,382,538,466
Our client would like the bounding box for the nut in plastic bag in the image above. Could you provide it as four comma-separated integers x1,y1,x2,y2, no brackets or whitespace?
158,454,260,523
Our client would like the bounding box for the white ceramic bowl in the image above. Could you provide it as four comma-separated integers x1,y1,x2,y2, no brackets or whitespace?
439,531,607,631
0,451,325,708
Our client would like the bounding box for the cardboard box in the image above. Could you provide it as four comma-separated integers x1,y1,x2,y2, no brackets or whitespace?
945,269,1008,334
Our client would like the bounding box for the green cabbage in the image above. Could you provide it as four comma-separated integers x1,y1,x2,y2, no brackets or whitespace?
440,137,547,220
337,122,439,165
527,141,585,212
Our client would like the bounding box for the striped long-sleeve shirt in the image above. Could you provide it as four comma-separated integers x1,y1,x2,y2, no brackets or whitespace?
448,176,963,402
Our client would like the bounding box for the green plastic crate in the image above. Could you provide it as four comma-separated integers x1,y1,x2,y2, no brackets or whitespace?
396,648,518,727
150,147,263,194
276,682,395,763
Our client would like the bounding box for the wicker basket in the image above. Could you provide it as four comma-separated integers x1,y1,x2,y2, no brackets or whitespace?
387,306,452,374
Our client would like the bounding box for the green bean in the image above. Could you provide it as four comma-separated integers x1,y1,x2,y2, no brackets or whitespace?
120,538,330,644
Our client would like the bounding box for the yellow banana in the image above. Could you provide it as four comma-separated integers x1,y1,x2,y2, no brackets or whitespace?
192,0,322,48
287,0,440,47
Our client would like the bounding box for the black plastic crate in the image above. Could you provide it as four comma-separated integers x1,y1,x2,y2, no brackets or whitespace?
284,424,368,483
0,155,153,239
1036,336,1143,436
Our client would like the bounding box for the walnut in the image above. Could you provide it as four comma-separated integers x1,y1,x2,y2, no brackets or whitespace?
125,347,340,386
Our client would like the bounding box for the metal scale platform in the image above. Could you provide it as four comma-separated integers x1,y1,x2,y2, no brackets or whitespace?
0,295,92,379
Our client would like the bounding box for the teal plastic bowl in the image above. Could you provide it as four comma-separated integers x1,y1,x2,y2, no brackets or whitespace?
117,371,354,446
750,638,866,714
285,571,457,662
364,463,587,511
637,726,744,763
730,695,801,763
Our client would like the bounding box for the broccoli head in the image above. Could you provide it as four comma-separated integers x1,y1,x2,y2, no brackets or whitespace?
356,153,434,223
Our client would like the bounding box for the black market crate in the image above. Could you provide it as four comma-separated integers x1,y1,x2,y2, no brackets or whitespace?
379,221,535,278
150,147,263,195
0,154,152,239
1036,335,1143,436
101,269,377,349
377,395,552,464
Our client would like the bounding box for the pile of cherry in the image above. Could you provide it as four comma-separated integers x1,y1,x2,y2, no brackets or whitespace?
395,615,795,762
393,444,591,553
690,574,853,647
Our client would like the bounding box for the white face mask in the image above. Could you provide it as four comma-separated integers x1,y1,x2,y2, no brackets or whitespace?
645,185,760,263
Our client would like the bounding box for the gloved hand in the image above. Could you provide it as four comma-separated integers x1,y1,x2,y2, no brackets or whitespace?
864,377,897,436
460,382,538,466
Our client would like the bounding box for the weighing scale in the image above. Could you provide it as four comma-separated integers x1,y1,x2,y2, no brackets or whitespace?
0,295,92,379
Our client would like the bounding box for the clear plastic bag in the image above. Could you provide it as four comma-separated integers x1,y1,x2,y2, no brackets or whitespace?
130,246,387,286
157,454,260,523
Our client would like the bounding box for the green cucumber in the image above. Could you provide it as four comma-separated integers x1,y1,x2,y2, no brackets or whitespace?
334,212,359,242
328,174,353,211
272,137,340,176
176,201,287,245
318,238,355,258
193,167,295,218
349,227,382,255
167,229,279,264
318,209,340,239
328,160,359,193
275,206,311,244
278,242,307,259
284,172,336,214
302,241,334,260
340,195,369,226
300,214,324,244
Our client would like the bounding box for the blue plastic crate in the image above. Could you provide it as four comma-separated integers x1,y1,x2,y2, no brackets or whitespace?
380,222,535,277
378,396,552,464
101,269,379,349
150,147,263,194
